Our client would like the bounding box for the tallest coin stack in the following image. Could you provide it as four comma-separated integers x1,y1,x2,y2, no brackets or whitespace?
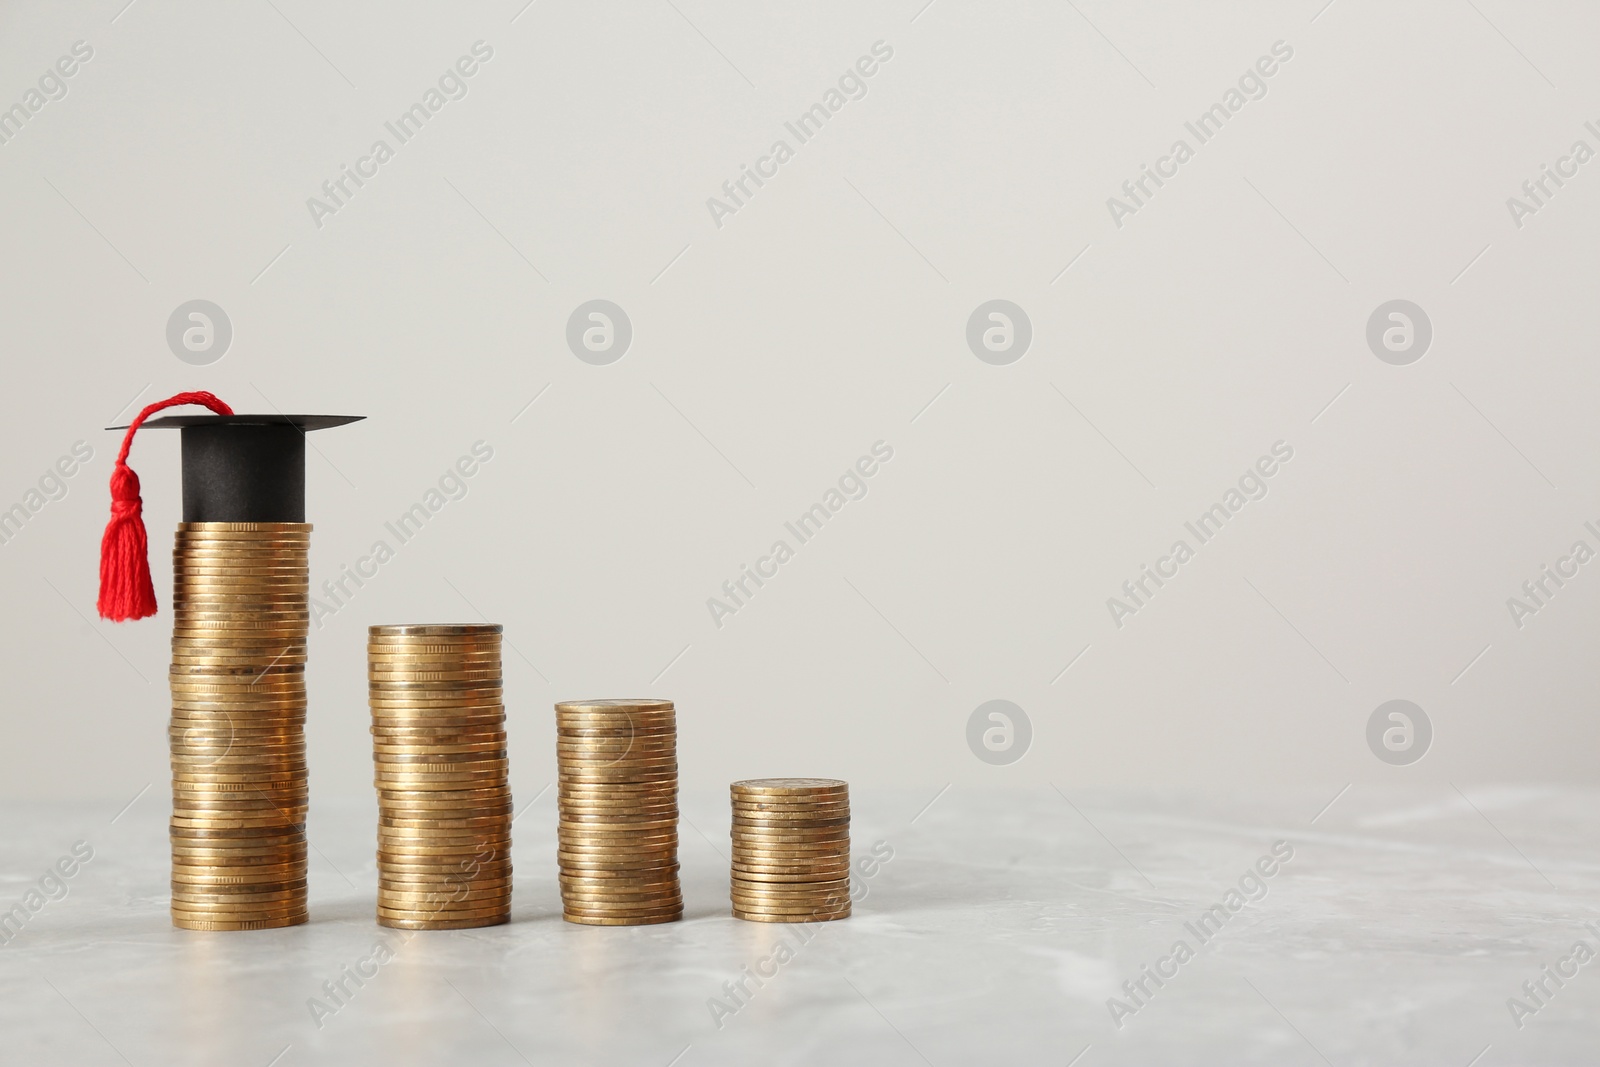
168,521,311,931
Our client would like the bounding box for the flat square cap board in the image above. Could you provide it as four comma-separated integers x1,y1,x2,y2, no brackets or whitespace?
105,414,364,522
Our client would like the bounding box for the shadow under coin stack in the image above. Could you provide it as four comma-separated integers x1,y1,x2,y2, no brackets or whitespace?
730,779,851,923
369,624,511,930
556,699,682,925
169,521,311,931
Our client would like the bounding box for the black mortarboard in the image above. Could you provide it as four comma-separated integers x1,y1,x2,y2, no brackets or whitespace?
97,391,362,621
107,413,364,522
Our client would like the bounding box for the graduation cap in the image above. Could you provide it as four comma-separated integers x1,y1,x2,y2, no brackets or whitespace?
97,391,363,622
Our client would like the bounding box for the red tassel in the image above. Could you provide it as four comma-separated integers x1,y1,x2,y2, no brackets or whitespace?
97,391,234,622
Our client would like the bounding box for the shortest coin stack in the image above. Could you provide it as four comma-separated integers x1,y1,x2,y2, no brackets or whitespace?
730,779,851,923
370,624,511,930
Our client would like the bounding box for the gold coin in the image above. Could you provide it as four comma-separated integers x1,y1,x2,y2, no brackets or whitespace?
378,874,512,893
369,722,505,736
366,641,503,654
377,915,508,931
368,688,503,702
171,870,306,887
559,881,680,895
556,854,677,870
374,745,506,759
731,826,850,841
170,697,305,709
170,753,302,765
374,753,505,766
171,908,309,925
732,825,851,838
378,856,511,873
366,631,502,642
170,670,305,683
170,761,306,774
173,811,302,825
561,900,683,915
176,521,311,532
379,820,511,835
556,838,675,857
173,558,308,568
370,723,506,735
557,807,678,821
558,770,678,783
561,901,683,916
171,901,308,916
554,749,678,763
732,898,851,915
553,725,677,737
376,824,512,839
559,769,678,782
172,914,308,931
554,699,673,713
369,668,503,683
377,838,513,853
372,775,506,790
562,911,680,926
558,751,678,764
560,881,680,896
376,788,511,805
369,623,502,636
379,885,510,904
372,775,508,790
732,884,852,902
377,903,510,920
376,868,511,882
368,716,506,729
173,575,308,585
378,874,512,890
557,856,677,871
730,867,850,882
557,865,679,881
170,820,303,835
730,853,850,867
731,798,851,810
556,825,675,838
172,654,308,668
171,614,310,625
170,799,304,819
367,648,502,661
377,867,512,882
731,852,850,866
555,721,675,734
170,823,305,836
732,902,851,921
553,721,676,735
732,880,850,897
169,892,307,909
557,825,678,840
556,845,678,860
732,778,847,794
378,851,511,864
169,814,305,830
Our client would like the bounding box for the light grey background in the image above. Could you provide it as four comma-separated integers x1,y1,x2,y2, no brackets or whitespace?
3,0,1598,807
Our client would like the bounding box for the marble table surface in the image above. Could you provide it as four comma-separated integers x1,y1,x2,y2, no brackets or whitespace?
0,784,1595,1066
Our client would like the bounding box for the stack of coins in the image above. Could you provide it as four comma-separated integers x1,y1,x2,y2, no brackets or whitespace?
556,699,681,925
169,521,311,931
369,624,511,930
730,779,851,923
